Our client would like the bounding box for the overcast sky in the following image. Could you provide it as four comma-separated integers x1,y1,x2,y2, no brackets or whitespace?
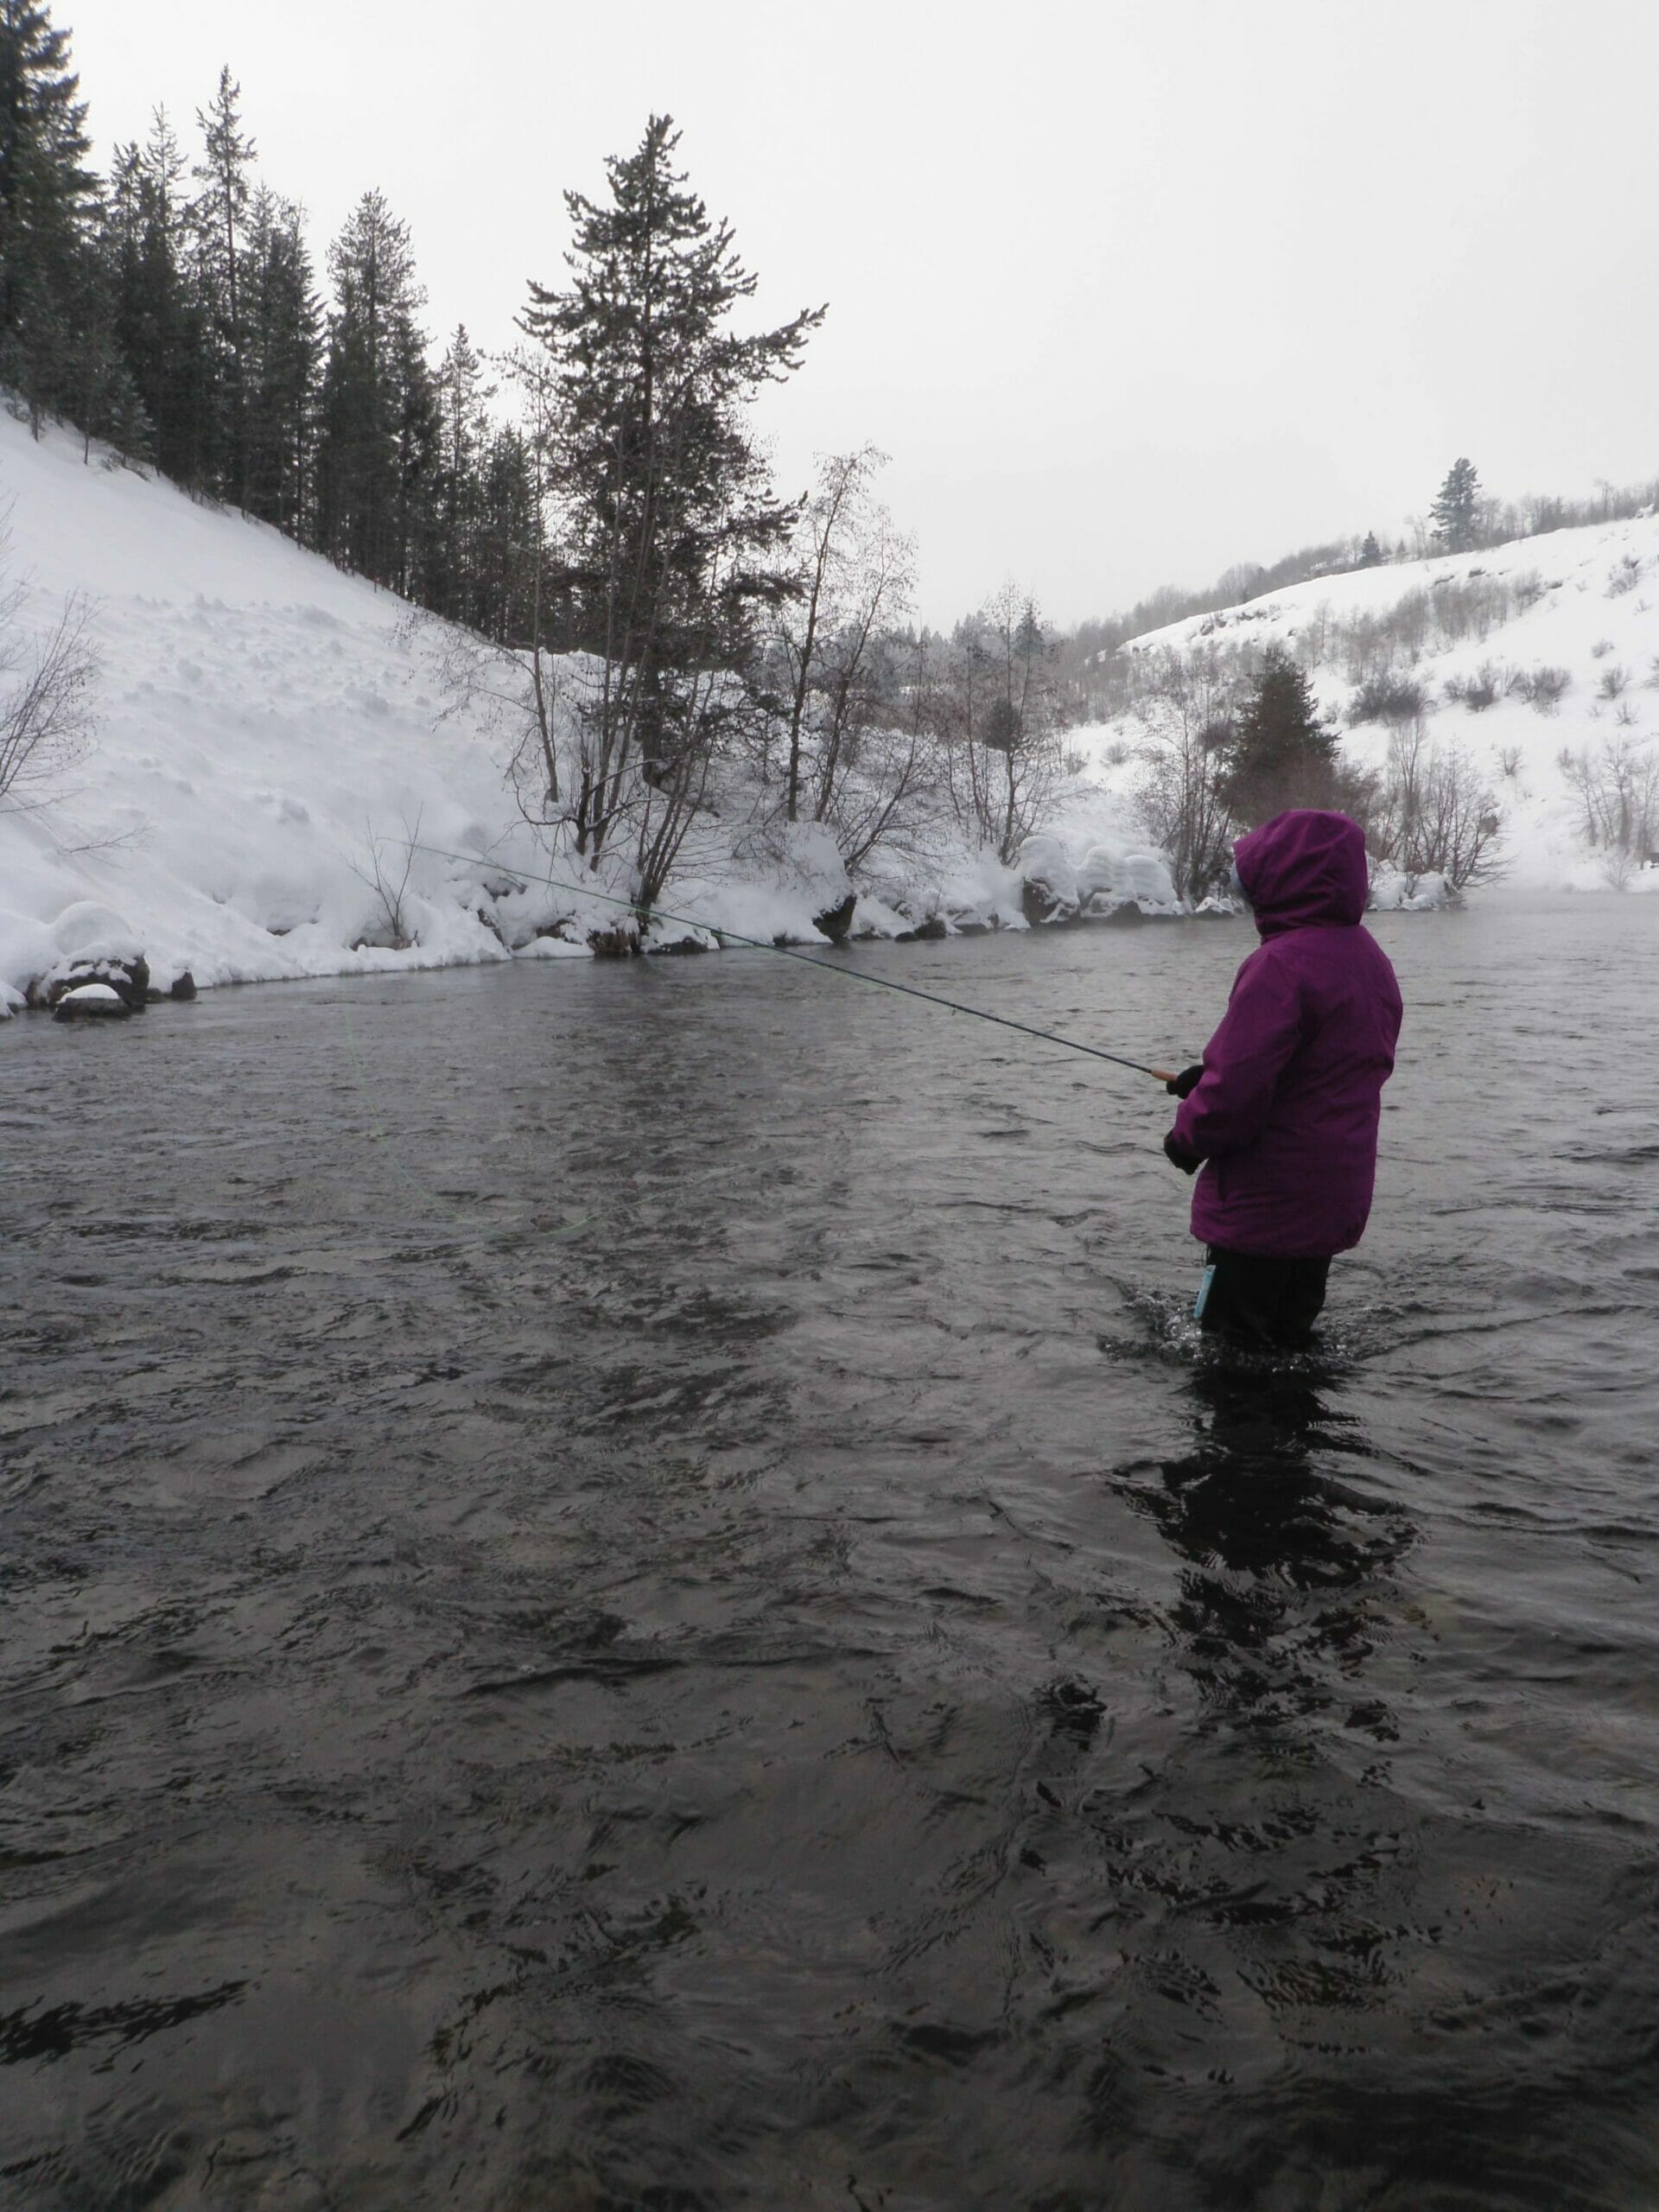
62,0,1659,625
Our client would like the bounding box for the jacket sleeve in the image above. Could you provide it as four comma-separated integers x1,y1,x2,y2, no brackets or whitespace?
1172,947,1306,1160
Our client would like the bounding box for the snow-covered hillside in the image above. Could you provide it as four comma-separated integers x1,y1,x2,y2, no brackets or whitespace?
0,412,1171,1014
1066,510,1659,893
10,403,1644,1021
0,412,564,1013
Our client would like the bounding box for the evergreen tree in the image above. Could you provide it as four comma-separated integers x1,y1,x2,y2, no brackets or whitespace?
105,110,216,487
315,188,430,592
0,0,98,430
474,420,541,645
519,113,823,891
1358,530,1382,568
1430,457,1480,554
243,187,319,532
391,310,442,601
430,322,493,621
190,66,257,501
58,219,148,459
1221,643,1342,824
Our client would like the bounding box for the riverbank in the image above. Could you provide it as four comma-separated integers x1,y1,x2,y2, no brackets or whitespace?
2,410,1192,1017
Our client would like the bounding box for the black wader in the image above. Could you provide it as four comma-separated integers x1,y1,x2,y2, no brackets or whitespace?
1198,1246,1331,1350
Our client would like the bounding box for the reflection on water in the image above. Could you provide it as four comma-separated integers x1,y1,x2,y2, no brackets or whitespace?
2,895,1658,2209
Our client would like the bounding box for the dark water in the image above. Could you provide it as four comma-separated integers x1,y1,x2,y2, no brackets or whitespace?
3,897,1657,2211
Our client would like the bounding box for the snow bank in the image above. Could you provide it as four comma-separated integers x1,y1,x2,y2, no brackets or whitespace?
16,401,1643,1018
1016,830,1181,919
0,414,1086,1003
1066,506,1659,897
0,411,560,1003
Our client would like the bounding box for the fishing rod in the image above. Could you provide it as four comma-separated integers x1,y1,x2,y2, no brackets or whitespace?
410,839,1180,1086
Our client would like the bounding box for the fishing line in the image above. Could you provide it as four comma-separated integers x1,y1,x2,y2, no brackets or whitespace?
410,840,1179,1085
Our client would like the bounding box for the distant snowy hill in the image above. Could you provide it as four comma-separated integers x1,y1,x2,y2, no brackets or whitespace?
1065,509,1659,893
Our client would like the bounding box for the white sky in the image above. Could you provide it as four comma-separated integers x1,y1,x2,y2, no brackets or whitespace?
65,0,1659,625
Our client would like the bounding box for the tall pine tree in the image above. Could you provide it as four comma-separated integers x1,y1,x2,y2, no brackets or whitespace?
244,186,319,533
519,113,823,891
1430,457,1480,554
105,110,217,487
190,66,257,502
315,188,433,594
0,0,98,430
430,323,493,624
1221,643,1342,825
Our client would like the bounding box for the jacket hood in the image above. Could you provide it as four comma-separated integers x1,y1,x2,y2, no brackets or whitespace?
1234,810,1368,933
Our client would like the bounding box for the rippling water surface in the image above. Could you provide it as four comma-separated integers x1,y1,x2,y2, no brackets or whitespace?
3,896,1657,2209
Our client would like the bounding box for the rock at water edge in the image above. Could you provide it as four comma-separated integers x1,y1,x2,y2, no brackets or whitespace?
813,893,857,944
52,982,131,1021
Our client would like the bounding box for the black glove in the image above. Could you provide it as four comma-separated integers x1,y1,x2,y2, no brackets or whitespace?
1163,1129,1201,1176
1165,1063,1204,1099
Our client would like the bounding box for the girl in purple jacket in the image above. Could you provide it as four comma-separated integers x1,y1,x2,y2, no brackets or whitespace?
1163,810,1402,1347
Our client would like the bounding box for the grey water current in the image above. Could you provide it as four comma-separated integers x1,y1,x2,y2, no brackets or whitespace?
2,895,1656,2210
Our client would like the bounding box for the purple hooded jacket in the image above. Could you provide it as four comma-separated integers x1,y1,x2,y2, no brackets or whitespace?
1172,810,1402,1257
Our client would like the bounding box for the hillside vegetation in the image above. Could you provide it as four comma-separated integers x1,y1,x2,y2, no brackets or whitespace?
1060,508,1659,899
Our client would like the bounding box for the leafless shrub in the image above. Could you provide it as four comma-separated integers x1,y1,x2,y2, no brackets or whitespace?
1130,646,1238,902
1514,665,1571,713
1598,664,1629,700
1609,563,1643,597
768,446,922,873
1372,728,1506,893
1338,589,1433,683
1428,575,1514,649
1497,745,1522,779
0,551,99,810
1444,659,1510,712
931,586,1066,864
1558,736,1659,855
351,806,424,950
1591,637,1614,658
1104,740,1130,767
1513,572,1545,610
1350,671,1427,725
1599,845,1637,892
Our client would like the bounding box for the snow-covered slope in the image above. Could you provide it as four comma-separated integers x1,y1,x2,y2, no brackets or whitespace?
1068,510,1659,893
0,411,562,1010
0,410,1166,1013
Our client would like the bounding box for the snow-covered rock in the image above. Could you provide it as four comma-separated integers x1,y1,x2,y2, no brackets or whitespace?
40,950,150,1012
1369,868,1452,912
1015,833,1079,924
51,981,128,1020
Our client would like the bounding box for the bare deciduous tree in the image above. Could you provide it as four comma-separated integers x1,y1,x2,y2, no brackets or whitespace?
1374,729,1505,893
765,447,927,871
1131,646,1236,902
936,585,1065,864
0,543,99,810
1558,736,1659,857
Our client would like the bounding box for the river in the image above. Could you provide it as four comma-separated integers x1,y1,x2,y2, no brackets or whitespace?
2,894,1656,2209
